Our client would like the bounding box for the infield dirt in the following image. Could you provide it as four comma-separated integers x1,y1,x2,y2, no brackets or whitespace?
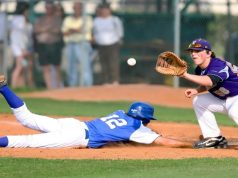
1,84,238,159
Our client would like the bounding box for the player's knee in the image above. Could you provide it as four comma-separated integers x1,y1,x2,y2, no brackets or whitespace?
192,95,199,108
15,111,33,126
228,109,238,124
15,116,29,127
192,95,206,108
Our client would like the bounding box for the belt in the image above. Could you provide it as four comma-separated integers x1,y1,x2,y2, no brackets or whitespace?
85,129,89,139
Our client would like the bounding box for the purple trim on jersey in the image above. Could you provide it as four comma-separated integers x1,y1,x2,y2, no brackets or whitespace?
85,110,141,148
195,58,238,99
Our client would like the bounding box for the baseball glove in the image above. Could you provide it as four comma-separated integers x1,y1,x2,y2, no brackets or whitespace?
155,51,187,76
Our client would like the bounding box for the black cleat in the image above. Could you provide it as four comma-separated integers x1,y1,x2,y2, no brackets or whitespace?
193,136,228,149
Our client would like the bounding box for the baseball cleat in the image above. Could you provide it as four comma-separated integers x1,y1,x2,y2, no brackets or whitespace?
0,75,7,88
193,136,228,149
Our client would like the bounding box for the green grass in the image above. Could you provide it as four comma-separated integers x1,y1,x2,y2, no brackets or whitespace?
0,158,238,178
0,97,235,126
1,98,237,178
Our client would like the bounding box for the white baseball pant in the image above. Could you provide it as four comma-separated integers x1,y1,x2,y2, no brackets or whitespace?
193,93,238,138
6,104,89,148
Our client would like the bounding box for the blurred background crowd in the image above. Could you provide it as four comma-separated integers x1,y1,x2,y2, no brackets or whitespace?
0,0,238,89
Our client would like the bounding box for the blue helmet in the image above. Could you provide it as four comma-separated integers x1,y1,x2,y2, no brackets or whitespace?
127,102,156,124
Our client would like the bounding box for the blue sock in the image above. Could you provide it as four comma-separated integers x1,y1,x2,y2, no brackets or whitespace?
0,136,8,147
0,85,24,108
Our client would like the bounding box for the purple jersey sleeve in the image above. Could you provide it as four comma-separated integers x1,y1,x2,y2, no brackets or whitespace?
206,59,229,81
195,58,238,99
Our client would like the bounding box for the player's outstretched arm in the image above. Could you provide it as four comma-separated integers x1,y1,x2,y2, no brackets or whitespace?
181,72,213,87
153,136,192,148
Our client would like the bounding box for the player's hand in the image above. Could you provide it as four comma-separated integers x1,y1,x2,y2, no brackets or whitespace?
180,71,188,78
184,88,198,98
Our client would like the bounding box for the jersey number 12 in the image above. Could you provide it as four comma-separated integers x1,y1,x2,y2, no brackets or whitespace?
100,114,127,129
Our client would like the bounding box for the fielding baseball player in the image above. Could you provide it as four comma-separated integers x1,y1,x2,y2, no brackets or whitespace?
181,38,238,149
0,75,191,148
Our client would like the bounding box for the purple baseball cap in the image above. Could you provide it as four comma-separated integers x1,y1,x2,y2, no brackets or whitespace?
186,39,212,51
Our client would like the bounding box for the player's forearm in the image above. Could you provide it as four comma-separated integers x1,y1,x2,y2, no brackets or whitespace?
163,139,192,148
182,73,213,87
196,85,207,93
154,137,192,148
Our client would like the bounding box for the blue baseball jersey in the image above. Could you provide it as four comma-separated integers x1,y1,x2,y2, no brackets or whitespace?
195,57,238,99
85,110,159,148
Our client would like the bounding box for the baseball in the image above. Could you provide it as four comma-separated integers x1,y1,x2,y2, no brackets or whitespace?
127,58,136,66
